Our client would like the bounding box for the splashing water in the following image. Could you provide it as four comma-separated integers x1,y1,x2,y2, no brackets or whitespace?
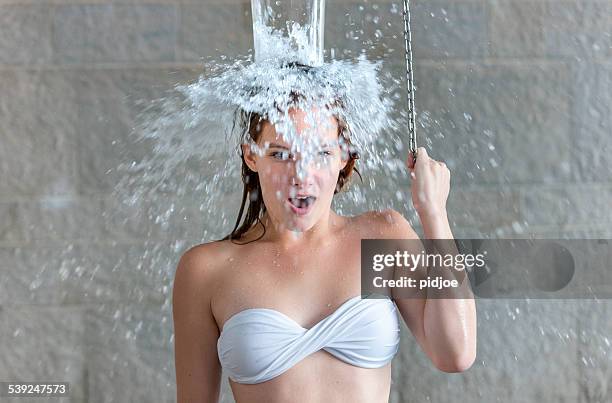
111,18,407,240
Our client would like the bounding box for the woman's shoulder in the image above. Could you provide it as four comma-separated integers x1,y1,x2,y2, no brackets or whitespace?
181,239,233,259
173,240,234,292
354,208,418,239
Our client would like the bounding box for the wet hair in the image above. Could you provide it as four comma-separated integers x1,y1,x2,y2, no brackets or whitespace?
218,71,362,245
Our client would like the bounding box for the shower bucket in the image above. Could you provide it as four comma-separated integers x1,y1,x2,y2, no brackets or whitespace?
251,0,326,66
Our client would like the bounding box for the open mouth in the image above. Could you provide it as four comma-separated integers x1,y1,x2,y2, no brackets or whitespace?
287,196,317,214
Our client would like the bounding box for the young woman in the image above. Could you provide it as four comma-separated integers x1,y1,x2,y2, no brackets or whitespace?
172,105,477,403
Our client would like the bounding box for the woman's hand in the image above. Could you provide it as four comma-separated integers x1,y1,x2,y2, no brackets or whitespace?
406,147,450,219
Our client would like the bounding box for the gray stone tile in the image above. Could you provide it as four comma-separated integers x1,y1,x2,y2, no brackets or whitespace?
390,60,573,185
118,241,187,303
483,62,573,184
542,1,612,60
490,0,612,60
0,70,78,197
0,247,63,305
19,197,108,242
0,241,185,306
102,194,204,241
576,300,612,402
557,228,612,239
325,1,487,62
0,305,86,401
84,302,175,403
0,245,122,305
0,5,53,65
411,0,488,60
488,0,548,57
569,63,612,182
324,1,409,61
393,299,581,402
472,299,581,402
73,70,141,196
447,186,521,231
521,185,612,227
72,68,201,195
53,4,178,64
0,202,26,243
178,2,252,61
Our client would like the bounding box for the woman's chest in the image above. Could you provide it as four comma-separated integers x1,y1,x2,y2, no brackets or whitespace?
211,235,364,333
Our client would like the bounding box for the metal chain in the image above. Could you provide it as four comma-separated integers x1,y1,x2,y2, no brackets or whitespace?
402,0,418,164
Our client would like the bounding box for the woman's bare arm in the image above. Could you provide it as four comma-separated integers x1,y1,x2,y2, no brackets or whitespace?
172,245,222,403
379,208,477,372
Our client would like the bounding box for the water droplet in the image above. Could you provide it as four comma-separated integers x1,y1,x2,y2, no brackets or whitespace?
512,221,524,234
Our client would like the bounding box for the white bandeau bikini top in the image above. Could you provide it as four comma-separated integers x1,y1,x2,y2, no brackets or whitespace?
217,294,401,384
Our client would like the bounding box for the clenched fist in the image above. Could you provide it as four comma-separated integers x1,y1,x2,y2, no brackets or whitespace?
406,147,450,219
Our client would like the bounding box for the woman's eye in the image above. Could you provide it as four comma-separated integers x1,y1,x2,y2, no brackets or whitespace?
319,151,332,157
271,151,292,160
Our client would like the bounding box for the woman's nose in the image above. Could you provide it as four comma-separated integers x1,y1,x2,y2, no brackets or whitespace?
290,157,315,183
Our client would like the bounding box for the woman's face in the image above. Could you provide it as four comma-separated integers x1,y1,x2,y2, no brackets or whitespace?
242,108,349,232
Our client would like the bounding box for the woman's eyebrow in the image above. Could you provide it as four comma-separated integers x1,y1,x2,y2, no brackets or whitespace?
267,143,290,149
267,142,335,149
318,141,339,149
